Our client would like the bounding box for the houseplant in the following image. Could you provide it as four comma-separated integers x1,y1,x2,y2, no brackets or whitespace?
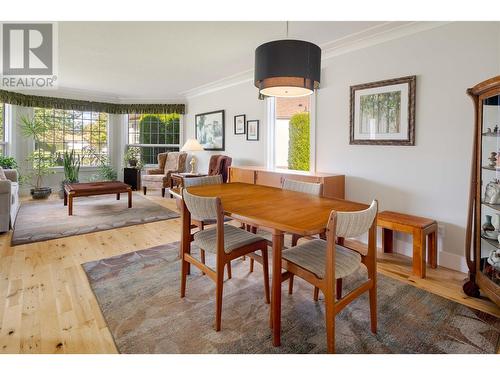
0,156,18,170
123,146,143,169
59,150,82,198
19,116,55,199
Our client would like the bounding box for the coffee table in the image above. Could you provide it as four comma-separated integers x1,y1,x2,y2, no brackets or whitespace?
63,181,132,216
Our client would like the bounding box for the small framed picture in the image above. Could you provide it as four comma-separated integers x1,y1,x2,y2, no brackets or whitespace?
246,120,259,141
350,75,416,146
234,114,246,134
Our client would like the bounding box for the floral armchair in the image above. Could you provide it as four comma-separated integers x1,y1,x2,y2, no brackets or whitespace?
142,151,187,197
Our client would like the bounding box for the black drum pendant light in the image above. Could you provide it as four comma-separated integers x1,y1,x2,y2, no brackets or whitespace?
254,22,321,97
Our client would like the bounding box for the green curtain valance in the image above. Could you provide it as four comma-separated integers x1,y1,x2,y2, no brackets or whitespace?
0,90,185,114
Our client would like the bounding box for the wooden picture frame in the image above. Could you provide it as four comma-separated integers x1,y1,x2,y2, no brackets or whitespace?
350,75,416,146
246,120,259,141
195,110,225,151
234,114,246,135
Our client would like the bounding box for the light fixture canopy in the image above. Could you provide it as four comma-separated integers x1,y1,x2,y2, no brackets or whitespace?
254,39,321,98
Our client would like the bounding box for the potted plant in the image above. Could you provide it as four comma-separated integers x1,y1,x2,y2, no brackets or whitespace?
19,116,55,199
0,156,18,170
123,146,143,169
59,150,82,198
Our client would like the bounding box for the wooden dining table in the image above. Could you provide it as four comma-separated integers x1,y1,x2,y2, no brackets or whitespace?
177,182,369,347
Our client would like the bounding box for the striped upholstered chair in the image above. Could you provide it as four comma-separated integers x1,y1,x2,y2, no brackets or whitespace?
282,200,378,353
183,175,233,277
248,179,323,274
180,189,270,331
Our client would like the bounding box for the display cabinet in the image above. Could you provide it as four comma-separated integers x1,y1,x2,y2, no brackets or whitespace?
464,76,500,306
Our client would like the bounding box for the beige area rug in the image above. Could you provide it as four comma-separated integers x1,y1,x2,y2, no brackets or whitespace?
82,242,500,354
12,194,179,245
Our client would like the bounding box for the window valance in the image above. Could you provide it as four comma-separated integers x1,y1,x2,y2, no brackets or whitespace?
0,90,185,114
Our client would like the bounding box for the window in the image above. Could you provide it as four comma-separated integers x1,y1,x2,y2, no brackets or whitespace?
33,108,109,167
127,113,181,165
268,96,313,172
0,103,5,155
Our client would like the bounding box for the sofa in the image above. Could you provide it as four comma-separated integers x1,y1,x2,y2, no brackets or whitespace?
142,151,187,197
0,169,20,232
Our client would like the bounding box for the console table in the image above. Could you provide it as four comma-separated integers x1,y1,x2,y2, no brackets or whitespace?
228,166,345,199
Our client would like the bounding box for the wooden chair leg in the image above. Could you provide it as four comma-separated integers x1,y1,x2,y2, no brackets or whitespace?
215,263,224,331
324,290,336,354
249,258,254,272
291,234,300,247
200,249,206,275
262,247,270,304
369,284,377,334
143,186,147,195
336,279,342,299
313,287,319,301
288,274,294,295
180,255,188,298
226,261,232,279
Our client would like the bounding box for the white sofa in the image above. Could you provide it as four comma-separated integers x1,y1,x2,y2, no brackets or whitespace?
0,169,20,232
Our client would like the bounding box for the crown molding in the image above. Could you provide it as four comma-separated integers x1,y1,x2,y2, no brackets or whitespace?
182,21,451,99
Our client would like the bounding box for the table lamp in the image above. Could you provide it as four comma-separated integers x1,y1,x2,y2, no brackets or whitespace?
181,138,204,174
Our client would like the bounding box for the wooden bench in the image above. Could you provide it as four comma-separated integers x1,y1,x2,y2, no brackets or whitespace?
377,211,438,278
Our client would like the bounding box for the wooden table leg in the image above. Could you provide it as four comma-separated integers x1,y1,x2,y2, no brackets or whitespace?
128,190,132,208
428,228,437,269
271,231,284,347
63,190,67,206
412,228,426,278
68,193,73,216
116,193,120,200
382,228,393,253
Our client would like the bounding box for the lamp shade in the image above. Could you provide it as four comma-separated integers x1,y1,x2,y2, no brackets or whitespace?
181,138,204,152
254,39,321,98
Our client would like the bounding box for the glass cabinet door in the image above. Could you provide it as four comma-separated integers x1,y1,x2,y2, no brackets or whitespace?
480,93,500,287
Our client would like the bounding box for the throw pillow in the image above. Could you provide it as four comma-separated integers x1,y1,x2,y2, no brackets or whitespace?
164,153,178,173
0,167,7,181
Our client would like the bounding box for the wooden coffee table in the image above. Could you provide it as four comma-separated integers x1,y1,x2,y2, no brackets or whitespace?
63,181,132,216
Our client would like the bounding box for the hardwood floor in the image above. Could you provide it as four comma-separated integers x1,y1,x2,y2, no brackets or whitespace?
0,192,498,353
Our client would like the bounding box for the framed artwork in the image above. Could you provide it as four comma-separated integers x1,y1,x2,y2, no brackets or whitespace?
195,110,225,150
350,75,416,145
234,114,246,134
246,120,259,141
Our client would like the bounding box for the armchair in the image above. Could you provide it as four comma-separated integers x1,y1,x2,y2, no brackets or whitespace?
142,151,187,197
0,169,20,232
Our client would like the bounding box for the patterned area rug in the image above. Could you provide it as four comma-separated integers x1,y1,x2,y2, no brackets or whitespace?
82,242,500,354
12,194,179,245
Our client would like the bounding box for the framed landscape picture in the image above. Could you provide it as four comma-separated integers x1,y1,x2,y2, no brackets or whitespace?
195,110,225,150
234,114,246,134
246,120,259,141
350,75,416,145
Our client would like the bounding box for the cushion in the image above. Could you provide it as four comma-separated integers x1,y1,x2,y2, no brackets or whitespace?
282,239,362,279
164,153,179,173
0,167,6,181
194,224,266,254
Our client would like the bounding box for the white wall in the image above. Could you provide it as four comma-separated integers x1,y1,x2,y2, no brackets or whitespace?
184,22,500,271
184,83,266,172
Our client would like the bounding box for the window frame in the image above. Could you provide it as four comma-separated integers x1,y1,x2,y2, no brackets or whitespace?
266,94,316,173
0,103,7,156
125,113,184,167
32,107,110,168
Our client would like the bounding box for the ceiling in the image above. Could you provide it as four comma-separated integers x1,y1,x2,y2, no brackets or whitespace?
50,21,393,101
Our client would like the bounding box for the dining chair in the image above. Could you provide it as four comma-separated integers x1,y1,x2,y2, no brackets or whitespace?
180,189,271,331
248,179,323,279
183,175,233,278
281,200,378,353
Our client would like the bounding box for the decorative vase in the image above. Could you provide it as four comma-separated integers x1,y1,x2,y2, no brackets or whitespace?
492,213,500,232
483,214,495,232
